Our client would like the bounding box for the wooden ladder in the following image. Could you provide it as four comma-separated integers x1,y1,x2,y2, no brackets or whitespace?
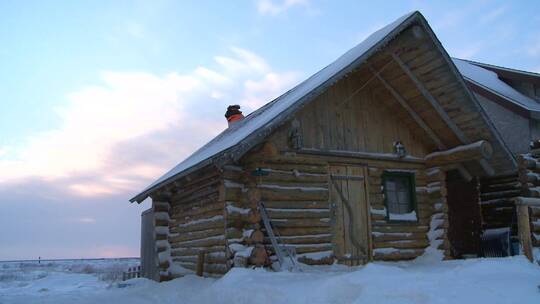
258,202,300,271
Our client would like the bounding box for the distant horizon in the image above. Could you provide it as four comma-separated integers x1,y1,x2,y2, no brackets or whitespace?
0,256,140,263
1,0,539,260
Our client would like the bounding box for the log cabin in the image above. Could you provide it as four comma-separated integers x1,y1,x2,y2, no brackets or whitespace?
130,11,540,281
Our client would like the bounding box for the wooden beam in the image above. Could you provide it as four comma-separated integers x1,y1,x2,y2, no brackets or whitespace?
370,64,473,181
425,140,493,167
297,148,425,164
391,53,496,176
391,53,469,143
515,196,540,207
368,65,445,150
336,58,395,108
478,159,495,176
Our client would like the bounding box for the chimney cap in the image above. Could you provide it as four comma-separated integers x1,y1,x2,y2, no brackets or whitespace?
225,105,242,119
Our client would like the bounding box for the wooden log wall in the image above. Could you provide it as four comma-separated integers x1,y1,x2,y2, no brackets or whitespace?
151,199,172,281
479,173,520,233
165,168,229,278
426,167,452,259
517,152,540,250
222,164,269,268
369,165,436,261
235,143,450,265
223,159,333,266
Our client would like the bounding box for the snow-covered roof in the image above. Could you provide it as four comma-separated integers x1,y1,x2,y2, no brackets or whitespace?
130,11,519,203
130,11,422,202
453,58,540,113
466,59,540,80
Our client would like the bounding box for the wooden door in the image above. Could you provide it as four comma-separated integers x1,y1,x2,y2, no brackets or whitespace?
446,170,482,258
329,165,370,265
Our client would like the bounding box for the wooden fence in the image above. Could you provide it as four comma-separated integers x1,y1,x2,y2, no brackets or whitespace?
122,266,141,280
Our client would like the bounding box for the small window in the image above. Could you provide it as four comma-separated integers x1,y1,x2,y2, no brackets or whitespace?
383,172,417,222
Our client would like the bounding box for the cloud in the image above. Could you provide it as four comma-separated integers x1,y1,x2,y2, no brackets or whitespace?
0,47,301,199
72,217,97,224
257,0,311,16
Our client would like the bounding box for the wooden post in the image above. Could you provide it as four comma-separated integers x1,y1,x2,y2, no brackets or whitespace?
517,204,533,262
196,251,206,277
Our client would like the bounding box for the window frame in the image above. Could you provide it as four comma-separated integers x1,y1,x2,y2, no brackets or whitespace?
382,171,418,223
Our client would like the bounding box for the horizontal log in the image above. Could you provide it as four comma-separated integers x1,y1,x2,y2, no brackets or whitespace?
171,192,220,211
226,208,261,224
256,170,328,184
259,163,328,175
480,198,514,206
515,197,540,207
171,179,221,203
297,254,334,265
171,189,220,207
531,207,540,217
169,228,225,243
270,227,331,236
176,261,229,275
261,200,329,209
373,249,424,261
371,225,429,233
372,232,427,242
519,172,539,184
170,217,225,234
481,173,518,183
172,252,228,264
425,140,493,166
172,209,224,226
171,200,223,218
270,218,331,228
259,186,328,201
265,243,333,254
481,182,521,193
519,156,540,170
171,246,226,257
153,202,170,212
221,166,245,180
266,208,330,219
297,148,425,164
264,234,332,245
480,189,521,200
374,239,429,249
170,236,226,249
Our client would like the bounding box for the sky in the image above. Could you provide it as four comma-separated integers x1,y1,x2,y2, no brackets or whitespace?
1,0,539,260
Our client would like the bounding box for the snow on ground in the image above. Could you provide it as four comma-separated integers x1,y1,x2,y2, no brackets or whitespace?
1,256,539,303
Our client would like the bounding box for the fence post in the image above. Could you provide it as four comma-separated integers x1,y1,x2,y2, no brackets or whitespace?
196,251,205,277
517,204,533,262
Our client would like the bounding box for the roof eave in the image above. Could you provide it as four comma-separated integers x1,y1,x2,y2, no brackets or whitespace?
415,17,518,172
129,157,218,203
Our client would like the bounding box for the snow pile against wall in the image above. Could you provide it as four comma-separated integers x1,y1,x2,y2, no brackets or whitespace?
1,257,539,304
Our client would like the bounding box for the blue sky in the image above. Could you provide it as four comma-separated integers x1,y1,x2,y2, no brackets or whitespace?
1,0,539,259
